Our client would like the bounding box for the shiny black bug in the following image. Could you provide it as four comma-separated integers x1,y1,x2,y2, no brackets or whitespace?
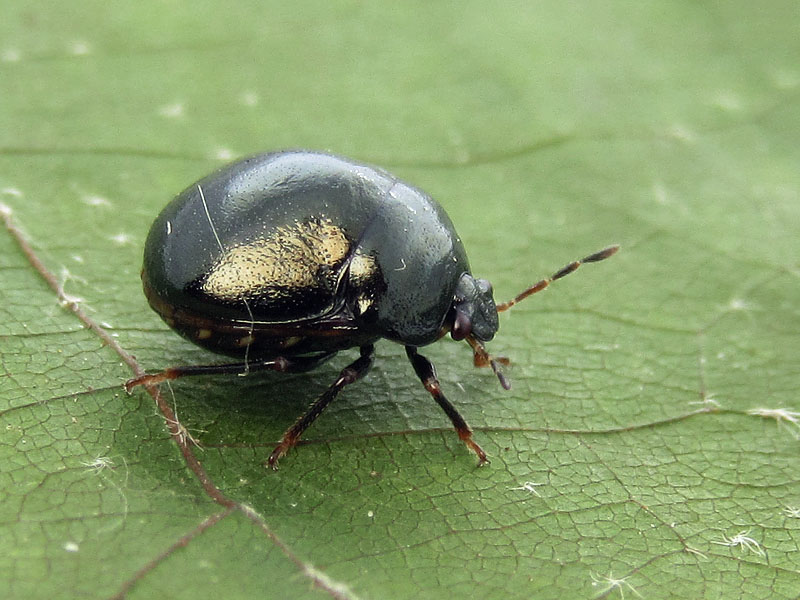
125,150,618,468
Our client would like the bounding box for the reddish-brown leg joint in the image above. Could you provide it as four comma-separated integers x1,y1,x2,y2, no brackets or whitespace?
267,345,374,469
124,369,180,393
406,346,489,465
466,335,511,390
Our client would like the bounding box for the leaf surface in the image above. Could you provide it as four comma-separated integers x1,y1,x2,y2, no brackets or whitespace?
2,2,799,599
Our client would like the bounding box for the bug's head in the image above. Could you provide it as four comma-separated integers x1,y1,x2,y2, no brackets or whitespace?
449,274,499,344
449,245,620,392
448,274,510,390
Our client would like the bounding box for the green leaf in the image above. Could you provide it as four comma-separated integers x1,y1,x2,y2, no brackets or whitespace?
2,2,799,599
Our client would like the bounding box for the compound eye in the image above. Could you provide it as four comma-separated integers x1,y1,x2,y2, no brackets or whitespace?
451,308,473,341
476,279,493,297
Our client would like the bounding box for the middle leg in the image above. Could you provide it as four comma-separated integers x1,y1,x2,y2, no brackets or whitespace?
267,344,375,469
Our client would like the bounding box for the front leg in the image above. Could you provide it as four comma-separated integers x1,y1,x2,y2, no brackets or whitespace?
405,346,488,465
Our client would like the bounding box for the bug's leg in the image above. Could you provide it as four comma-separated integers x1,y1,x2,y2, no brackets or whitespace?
124,351,337,393
405,346,488,466
267,345,375,469
465,335,511,390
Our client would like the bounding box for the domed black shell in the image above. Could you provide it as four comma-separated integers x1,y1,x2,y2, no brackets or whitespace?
143,151,471,351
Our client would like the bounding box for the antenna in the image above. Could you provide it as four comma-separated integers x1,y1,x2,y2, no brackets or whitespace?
496,245,619,312
467,244,619,389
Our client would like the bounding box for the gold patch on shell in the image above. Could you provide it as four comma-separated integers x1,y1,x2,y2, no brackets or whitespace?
282,336,303,348
236,334,256,347
201,218,351,301
196,329,212,340
348,252,377,283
